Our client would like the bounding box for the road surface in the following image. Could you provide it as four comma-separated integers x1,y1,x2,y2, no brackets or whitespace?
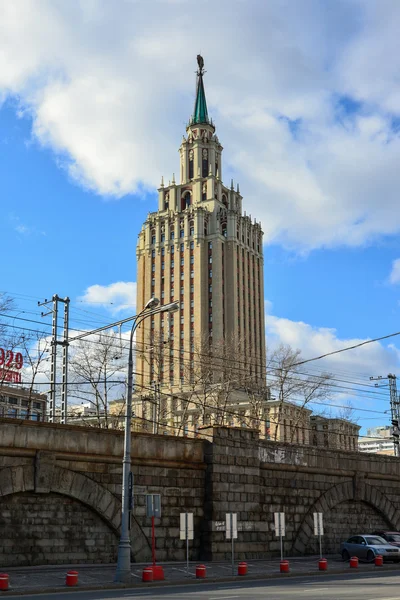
8,570,400,599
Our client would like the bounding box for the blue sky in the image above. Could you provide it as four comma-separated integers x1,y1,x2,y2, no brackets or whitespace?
1,0,400,436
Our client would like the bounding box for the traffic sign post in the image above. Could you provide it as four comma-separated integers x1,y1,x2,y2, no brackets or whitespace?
274,512,285,560
146,494,161,566
226,513,238,576
180,513,194,576
313,512,324,559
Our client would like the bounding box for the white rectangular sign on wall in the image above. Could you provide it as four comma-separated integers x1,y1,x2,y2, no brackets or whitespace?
180,513,194,540
225,513,238,540
274,512,285,537
313,512,324,536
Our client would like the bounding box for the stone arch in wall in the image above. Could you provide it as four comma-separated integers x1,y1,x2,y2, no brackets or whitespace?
0,462,151,564
293,478,400,555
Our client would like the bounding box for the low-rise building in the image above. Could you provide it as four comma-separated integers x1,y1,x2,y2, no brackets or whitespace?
310,415,360,451
358,426,395,455
0,385,47,421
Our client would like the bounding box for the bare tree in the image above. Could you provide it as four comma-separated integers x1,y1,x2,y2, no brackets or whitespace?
19,332,51,415
267,343,332,441
69,332,127,428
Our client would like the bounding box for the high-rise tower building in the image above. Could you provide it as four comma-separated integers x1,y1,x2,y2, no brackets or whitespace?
136,57,266,406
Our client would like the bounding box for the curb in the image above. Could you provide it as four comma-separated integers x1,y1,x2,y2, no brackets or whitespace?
1,563,400,596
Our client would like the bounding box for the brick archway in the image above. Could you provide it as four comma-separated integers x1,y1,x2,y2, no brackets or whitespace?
293,479,400,554
0,462,151,562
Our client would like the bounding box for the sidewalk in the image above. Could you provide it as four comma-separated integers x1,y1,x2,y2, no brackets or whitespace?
1,556,399,596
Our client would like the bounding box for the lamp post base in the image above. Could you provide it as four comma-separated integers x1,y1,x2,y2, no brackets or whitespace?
114,542,132,583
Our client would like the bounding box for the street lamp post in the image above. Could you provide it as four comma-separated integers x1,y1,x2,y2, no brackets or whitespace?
115,298,179,583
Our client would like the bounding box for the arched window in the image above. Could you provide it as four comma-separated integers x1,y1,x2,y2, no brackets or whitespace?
222,194,228,208
222,223,227,237
189,149,194,180
202,149,208,178
181,192,191,211
164,193,169,211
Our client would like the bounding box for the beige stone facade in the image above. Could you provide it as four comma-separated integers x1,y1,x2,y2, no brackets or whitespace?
310,415,360,451
135,61,266,412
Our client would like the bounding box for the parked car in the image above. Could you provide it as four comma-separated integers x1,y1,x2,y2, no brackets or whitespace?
341,534,400,562
372,531,400,547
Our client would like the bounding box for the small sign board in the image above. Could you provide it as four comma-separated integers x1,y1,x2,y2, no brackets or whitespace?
180,512,194,540
146,493,161,518
313,512,324,536
274,512,285,537
225,513,238,540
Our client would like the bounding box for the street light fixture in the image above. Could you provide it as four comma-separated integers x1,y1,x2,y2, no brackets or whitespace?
115,299,179,583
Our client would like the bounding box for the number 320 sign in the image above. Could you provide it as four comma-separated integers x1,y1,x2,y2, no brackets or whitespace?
0,348,23,383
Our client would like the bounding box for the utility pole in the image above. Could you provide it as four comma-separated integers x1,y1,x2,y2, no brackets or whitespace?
388,374,400,456
39,295,70,423
370,374,400,456
152,381,160,435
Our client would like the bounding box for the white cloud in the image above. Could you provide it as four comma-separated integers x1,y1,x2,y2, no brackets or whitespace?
1,1,400,249
389,258,400,284
266,312,400,380
79,281,136,314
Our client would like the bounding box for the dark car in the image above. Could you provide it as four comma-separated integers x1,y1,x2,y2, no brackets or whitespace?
341,534,400,562
373,531,400,547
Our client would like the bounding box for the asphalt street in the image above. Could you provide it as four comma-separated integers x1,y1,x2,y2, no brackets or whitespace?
7,571,400,600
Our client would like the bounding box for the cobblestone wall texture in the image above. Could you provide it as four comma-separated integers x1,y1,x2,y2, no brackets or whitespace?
1,419,400,566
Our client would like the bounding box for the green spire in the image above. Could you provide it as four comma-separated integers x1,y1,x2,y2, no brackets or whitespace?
191,55,209,125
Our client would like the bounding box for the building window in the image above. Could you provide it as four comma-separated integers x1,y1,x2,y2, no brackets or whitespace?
180,273,184,280
152,250,155,258
209,270,212,278
190,226,194,236
189,151,194,179
208,242,212,250
161,233,165,242
190,241,194,249
190,284,194,293
171,288,174,297
191,315,194,322
209,285,212,293
171,260,174,268
171,274,174,282
161,262,164,270
180,331,184,339
209,256,212,264
190,256,194,264
209,315,212,322
181,258,184,266
180,287,184,295
171,245,175,254
180,229,184,238
190,271,194,278
181,243,184,251
202,149,208,178
171,231,175,240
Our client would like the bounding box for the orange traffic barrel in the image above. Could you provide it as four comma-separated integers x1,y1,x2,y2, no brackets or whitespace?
65,571,79,586
0,574,9,591
196,564,206,578
375,555,383,566
350,556,359,568
238,562,247,576
280,560,290,573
